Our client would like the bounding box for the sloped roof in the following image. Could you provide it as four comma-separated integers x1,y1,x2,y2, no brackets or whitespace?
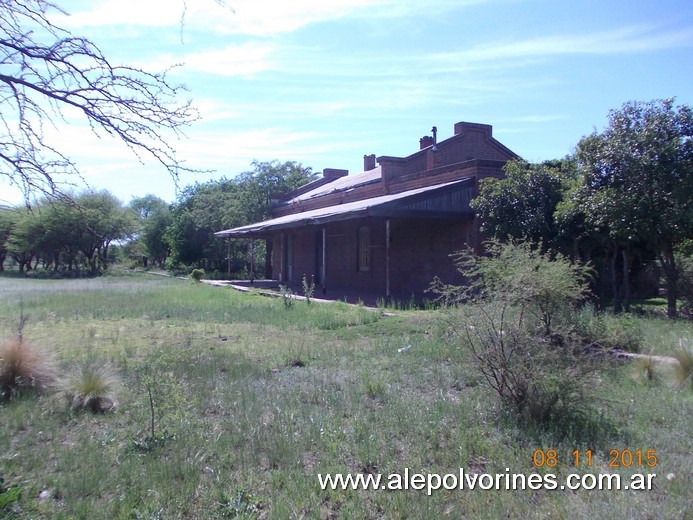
284,167,382,203
215,177,473,238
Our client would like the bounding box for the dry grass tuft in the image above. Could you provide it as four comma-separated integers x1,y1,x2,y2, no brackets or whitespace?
634,354,659,384
672,347,692,390
62,363,120,413
0,338,57,400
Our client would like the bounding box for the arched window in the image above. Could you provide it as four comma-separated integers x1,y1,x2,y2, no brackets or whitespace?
358,226,370,272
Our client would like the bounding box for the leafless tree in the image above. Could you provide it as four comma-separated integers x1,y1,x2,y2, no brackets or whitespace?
0,0,199,202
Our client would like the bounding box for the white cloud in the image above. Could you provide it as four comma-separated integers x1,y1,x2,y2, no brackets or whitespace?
460,25,693,62
60,0,188,28
59,0,479,36
149,43,278,77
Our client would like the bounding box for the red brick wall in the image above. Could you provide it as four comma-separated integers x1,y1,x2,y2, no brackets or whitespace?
270,216,473,301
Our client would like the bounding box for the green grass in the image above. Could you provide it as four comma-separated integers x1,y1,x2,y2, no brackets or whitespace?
0,272,691,519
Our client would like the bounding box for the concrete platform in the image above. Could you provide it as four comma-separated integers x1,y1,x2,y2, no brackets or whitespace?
202,279,390,307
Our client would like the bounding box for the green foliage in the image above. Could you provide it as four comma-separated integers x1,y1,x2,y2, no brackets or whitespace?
216,489,262,518
164,161,315,273
362,374,386,400
301,274,315,304
190,269,205,282
436,240,604,440
132,346,190,447
433,239,592,337
0,473,21,512
278,284,295,309
573,305,643,352
633,354,659,384
1,191,135,275
132,430,176,453
577,98,693,317
128,195,172,268
472,158,575,249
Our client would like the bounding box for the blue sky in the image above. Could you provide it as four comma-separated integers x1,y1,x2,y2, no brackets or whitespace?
2,0,691,205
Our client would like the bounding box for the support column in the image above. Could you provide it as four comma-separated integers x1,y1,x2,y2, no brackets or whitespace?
385,219,391,300
322,227,327,294
227,238,231,280
250,239,255,284
279,233,284,282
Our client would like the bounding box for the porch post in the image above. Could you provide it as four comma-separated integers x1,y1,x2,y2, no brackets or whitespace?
322,227,327,294
385,219,391,300
227,237,231,280
279,233,284,282
250,239,255,284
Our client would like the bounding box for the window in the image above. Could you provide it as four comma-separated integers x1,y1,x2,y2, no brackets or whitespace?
358,226,370,272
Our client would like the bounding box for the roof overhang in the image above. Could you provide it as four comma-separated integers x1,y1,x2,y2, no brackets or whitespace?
215,178,475,238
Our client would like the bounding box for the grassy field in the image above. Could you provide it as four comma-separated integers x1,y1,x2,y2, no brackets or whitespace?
0,272,690,519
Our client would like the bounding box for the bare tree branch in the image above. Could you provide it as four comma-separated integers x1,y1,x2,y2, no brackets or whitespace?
0,0,200,203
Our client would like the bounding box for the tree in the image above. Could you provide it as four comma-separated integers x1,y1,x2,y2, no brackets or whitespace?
3,191,135,274
129,195,172,268
0,206,15,270
0,1,197,202
164,161,316,275
3,207,37,272
73,191,136,273
233,160,316,223
577,99,693,318
471,158,574,251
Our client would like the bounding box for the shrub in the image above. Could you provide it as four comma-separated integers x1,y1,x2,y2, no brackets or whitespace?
279,284,295,309
450,303,599,428
435,240,605,440
61,363,120,413
573,305,643,352
302,274,315,304
0,339,57,401
190,269,205,282
431,239,592,338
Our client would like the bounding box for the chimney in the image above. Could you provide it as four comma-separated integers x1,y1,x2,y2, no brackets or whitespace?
363,154,376,171
419,136,434,150
454,121,493,137
323,168,348,180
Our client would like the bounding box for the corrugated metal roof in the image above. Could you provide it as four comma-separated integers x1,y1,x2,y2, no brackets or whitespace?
215,177,473,238
284,167,382,203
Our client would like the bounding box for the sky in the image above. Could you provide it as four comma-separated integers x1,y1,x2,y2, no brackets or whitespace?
1,0,692,206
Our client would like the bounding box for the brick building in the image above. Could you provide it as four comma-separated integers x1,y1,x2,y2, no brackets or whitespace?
215,121,518,302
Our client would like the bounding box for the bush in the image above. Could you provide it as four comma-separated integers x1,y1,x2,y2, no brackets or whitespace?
0,338,57,401
435,240,605,440
431,239,592,338
190,269,205,282
302,274,315,304
279,284,295,309
573,306,643,352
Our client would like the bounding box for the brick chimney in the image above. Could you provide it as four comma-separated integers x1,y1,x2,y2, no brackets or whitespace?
454,121,493,138
419,136,434,149
323,168,348,180
363,154,376,171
